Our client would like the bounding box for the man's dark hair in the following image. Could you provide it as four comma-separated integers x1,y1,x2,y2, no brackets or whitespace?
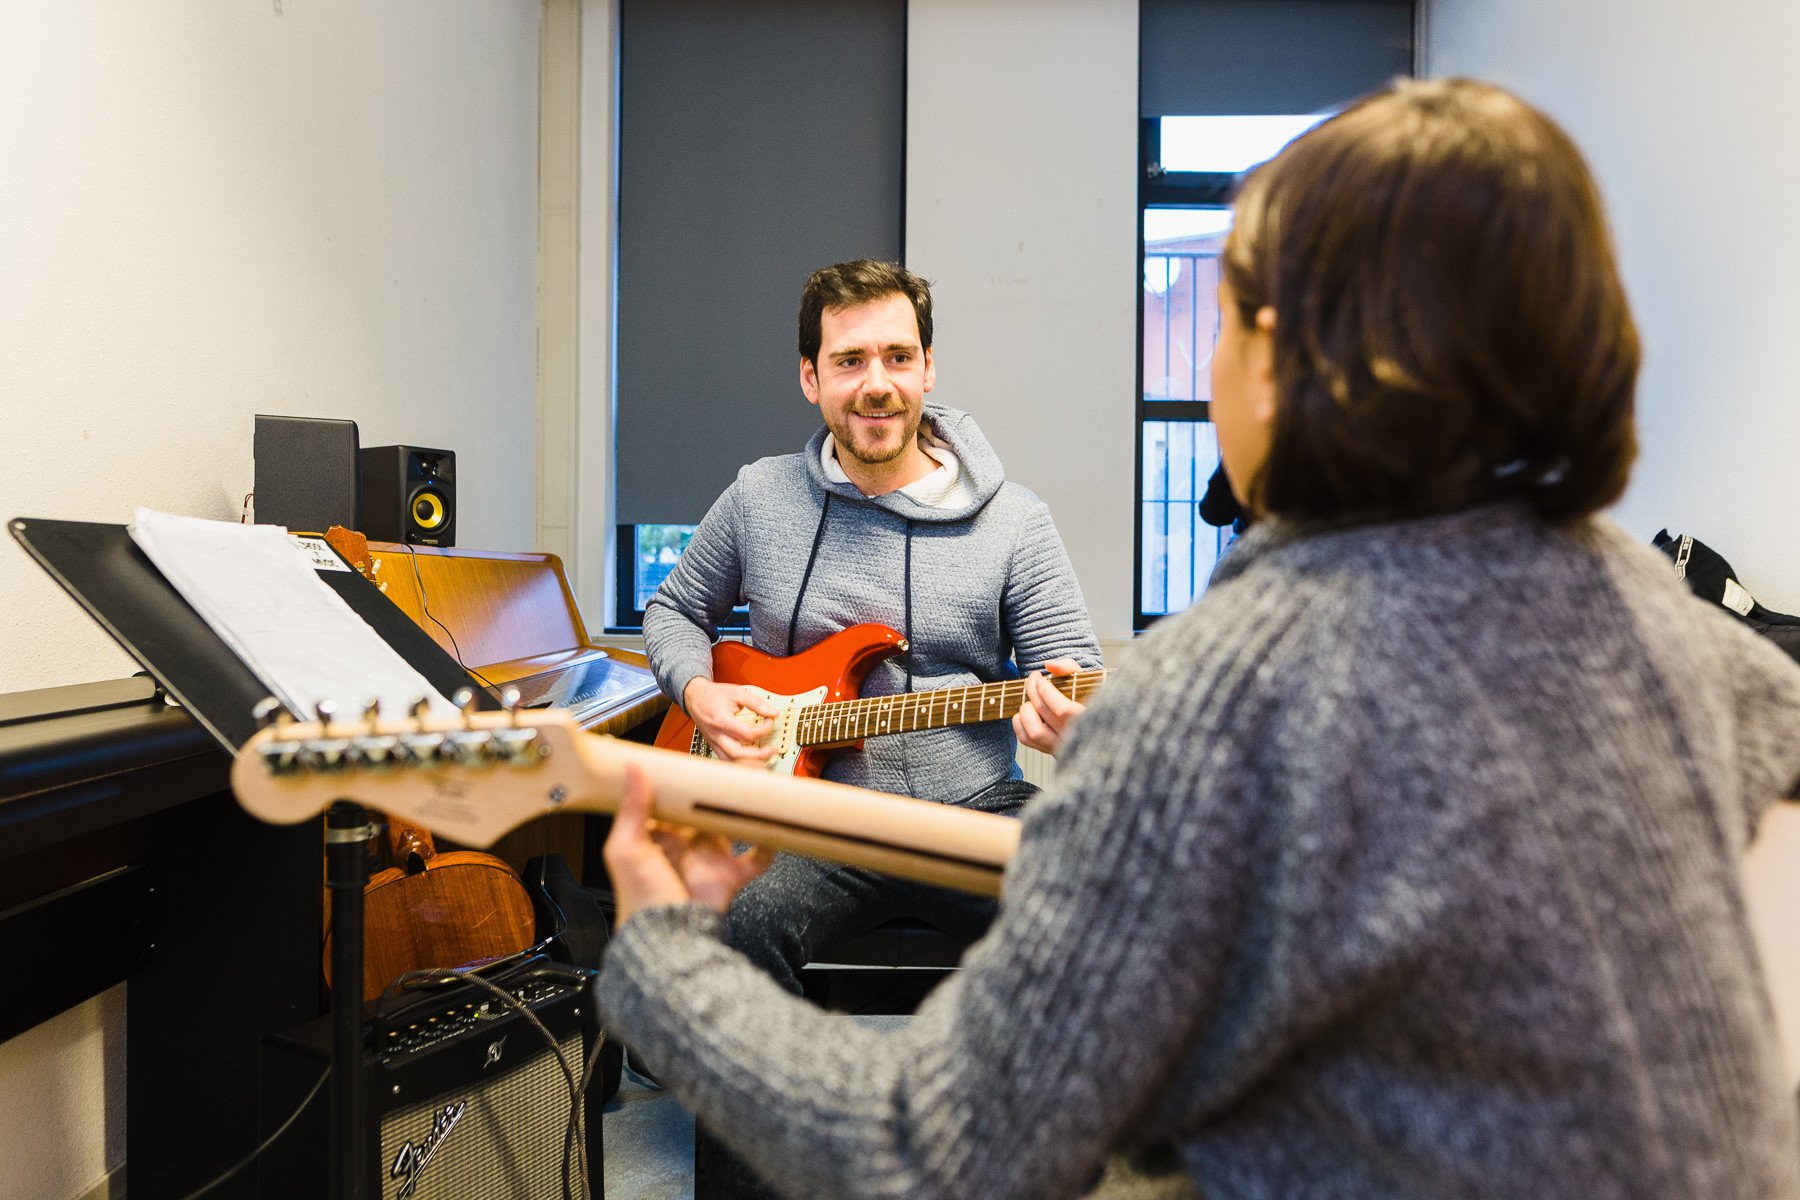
798,259,934,364
1223,77,1640,524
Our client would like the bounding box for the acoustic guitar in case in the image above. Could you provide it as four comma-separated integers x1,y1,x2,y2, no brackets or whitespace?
323,816,537,1003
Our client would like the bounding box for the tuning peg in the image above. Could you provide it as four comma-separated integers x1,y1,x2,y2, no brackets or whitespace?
453,687,477,727
501,687,522,725
252,696,288,730
355,698,401,769
314,699,337,733
253,697,301,774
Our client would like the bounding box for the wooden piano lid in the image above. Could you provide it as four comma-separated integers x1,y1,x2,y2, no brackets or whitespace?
355,539,668,736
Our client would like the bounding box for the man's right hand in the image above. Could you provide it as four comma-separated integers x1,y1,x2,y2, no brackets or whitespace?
681,677,783,765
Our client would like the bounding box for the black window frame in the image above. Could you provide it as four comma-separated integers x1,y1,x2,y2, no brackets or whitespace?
1133,117,1239,631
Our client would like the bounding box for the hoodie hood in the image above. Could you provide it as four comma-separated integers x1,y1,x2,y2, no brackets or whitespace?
801,402,1004,524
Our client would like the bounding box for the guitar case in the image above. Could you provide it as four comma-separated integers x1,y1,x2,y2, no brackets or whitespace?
1653,530,1800,666
524,852,624,1104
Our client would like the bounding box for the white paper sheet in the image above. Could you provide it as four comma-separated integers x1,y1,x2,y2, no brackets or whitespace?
128,508,457,726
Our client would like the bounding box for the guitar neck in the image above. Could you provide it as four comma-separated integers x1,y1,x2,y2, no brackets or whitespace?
795,669,1107,747
575,737,1017,896
231,716,1020,898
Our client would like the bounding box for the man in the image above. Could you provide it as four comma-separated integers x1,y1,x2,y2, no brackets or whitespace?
642,259,1101,1198
643,258,1101,996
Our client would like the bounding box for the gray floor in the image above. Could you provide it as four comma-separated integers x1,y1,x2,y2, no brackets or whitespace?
599,1015,907,1200
601,1064,697,1200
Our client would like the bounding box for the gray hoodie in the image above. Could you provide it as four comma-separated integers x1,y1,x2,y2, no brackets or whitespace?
643,402,1101,803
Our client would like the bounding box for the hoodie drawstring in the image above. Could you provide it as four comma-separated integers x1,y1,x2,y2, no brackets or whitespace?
902,518,914,693
786,495,916,695
787,493,832,656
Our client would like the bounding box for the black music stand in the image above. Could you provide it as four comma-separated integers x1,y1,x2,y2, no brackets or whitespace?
9,517,498,1200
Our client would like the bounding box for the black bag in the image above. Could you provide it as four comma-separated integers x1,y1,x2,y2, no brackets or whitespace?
1653,530,1800,666
524,853,625,1104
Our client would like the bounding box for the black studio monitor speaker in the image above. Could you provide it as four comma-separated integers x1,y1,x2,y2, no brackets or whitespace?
361,445,457,547
253,414,362,534
258,960,604,1200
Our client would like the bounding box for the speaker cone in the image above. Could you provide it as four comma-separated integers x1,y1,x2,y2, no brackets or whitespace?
411,488,448,531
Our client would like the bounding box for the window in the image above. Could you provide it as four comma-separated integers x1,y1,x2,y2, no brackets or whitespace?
613,523,750,630
1132,0,1414,626
614,522,756,630
1134,114,1326,628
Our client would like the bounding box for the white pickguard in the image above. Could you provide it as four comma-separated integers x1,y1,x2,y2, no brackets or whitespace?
689,684,829,776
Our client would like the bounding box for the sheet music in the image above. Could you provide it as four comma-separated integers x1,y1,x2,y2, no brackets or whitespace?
128,508,457,724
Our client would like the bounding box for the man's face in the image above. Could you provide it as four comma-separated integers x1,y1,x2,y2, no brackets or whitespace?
800,293,936,470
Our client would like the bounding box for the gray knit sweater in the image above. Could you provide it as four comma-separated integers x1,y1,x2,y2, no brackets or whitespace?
603,503,1800,1199
643,403,1101,803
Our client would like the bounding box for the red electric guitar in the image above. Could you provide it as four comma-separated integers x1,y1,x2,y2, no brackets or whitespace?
651,623,1106,777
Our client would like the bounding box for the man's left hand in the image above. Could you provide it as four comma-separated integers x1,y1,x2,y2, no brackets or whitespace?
603,763,775,929
1013,658,1087,757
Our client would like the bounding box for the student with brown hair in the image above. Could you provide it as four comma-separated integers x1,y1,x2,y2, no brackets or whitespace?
600,79,1800,1199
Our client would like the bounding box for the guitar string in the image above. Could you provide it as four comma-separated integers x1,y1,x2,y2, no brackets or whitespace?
792,671,1107,746
703,672,1107,750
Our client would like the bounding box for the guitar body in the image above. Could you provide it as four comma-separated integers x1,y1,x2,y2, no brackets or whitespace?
652,622,909,777
324,819,537,1002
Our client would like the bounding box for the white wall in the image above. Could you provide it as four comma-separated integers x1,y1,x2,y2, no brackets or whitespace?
0,0,543,697
1425,0,1800,608
577,0,619,619
0,4,541,1197
0,988,126,1200
906,0,1141,642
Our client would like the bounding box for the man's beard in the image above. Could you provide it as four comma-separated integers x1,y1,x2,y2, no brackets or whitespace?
833,404,922,466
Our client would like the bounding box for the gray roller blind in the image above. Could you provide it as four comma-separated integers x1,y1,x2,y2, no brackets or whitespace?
615,0,906,527
1141,0,1414,117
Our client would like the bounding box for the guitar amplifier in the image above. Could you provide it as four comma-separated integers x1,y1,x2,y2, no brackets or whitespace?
258,958,604,1199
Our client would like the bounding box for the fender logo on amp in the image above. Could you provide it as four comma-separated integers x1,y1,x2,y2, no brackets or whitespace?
390,1101,467,1198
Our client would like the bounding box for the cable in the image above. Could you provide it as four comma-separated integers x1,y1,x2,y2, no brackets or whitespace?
171,865,584,1199
438,966,588,1200
167,1063,329,1200
400,542,499,690
393,963,599,1200
165,968,601,1200
361,836,590,1194
525,832,575,968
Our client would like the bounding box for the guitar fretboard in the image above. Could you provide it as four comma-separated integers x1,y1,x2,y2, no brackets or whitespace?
794,670,1106,747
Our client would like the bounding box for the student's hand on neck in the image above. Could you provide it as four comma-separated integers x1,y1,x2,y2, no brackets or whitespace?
603,763,774,928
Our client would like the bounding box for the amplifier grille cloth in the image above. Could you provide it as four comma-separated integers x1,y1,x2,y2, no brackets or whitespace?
377,1028,588,1200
